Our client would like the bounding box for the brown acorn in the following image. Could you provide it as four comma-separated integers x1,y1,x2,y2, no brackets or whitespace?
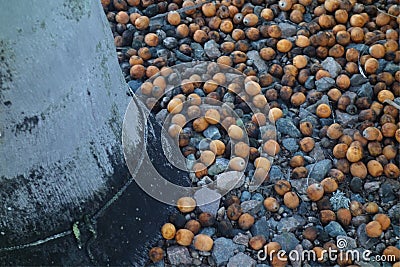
264,197,280,212
337,208,352,226
265,241,282,256
350,161,368,179
185,220,201,234
316,103,331,118
383,145,397,160
193,234,213,252
365,221,382,238
263,140,281,156
175,229,194,246
229,157,246,171
274,180,292,196
269,108,283,122
307,183,324,201
276,39,293,53
135,16,150,30
290,155,305,168
249,235,267,250
227,203,242,220
283,191,300,209
383,246,400,261
384,163,400,179
278,0,293,11
303,226,318,241
149,247,164,262
299,137,315,152
238,213,255,230
177,197,196,213
228,125,243,140
300,121,313,136
377,89,395,103
349,200,363,216
321,177,338,193
364,202,379,214
320,209,336,225
374,214,391,231
254,157,271,171
291,92,306,106
260,47,276,61
364,58,379,74
292,166,308,179
363,127,380,141
346,142,363,163
198,212,215,227
333,143,348,159
161,223,176,240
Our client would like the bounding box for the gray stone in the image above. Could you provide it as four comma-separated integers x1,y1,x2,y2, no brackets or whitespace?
200,227,216,236
336,235,357,249
268,166,284,183
279,22,297,38
247,50,268,73
212,237,244,266
227,252,256,267
194,187,221,216
352,215,369,227
204,40,221,59
379,182,396,203
321,57,342,78
191,43,205,59
364,182,380,193
336,110,358,126
355,83,373,99
290,178,318,195
388,204,400,222
304,76,315,90
215,171,245,193
309,143,325,161
278,215,306,232
325,221,346,237
316,77,335,91
203,125,221,140
208,158,229,176
251,217,274,237
240,191,251,202
163,37,178,49
282,138,299,152
291,244,303,267
273,232,300,252
241,200,263,214
276,118,301,138
346,43,368,52
384,62,400,74
357,224,380,249
306,159,332,182
175,50,192,62
167,246,192,265
233,233,250,246
350,74,368,86
301,239,313,250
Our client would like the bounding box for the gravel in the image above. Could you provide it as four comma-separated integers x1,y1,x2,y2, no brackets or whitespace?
167,246,192,265
305,159,332,182
321,57,342,78
276,118,301,138
272,232,300,252
227,252,256,267
212,238,245,266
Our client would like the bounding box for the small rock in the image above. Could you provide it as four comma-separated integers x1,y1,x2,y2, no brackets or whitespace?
194,187,221,216
354,83,373,99
240,191,251,202
175,50,192,62
191,43,205,59
291,244,303,267
388,204,400,222
304,76,315,90
325,221,346,237
167,246,192,265
203,125,221,140
247,50,268,73
200,227,216,236
350,74,368,86
251,217,274,237
215,171,245,192
290,178,318,195
321,57,342,78
279,22,297,38
309,143,325,161
306,159,332,182
212,238,244,266
251,193,264,202
346,43,368,52
276,118,301,138
268,166,284,183
282,138,299,152
364,182,380,193
273,232,300,252
379,182,396,203
351,215,369,227
316,77,335,91
336,235,357,249
336,110,358,126
350,177,363,193
163,37,178,49
383,62,400,74
204,40,221,59
357,224,380,249
208,158,230,176
278,215,306,232
233,233,250,246
241,200,262,214
301,239,313,250
227,252,256,267
128,80,142,93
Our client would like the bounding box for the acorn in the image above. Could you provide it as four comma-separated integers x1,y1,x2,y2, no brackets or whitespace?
321,177,338,193
382,122,397,137
185,219,201,234
161,222,177,240
374,214,391,231
292,166,308,179
363,126,380,141
383,145,397,160
263,140,280,156
167,11,181,25
307,183,324,201
177,197,196,213
350,161,368,179
290,155,305,168
238,213,255,230
384,163,400,179
269,108,283,122
367,160,383,177
313,247,327,263
167,98,183,114
274,180,292,196
300,121,313,136
383,246,400,261
295,35,310,47
283,191,300,209
278,0,293,11
364,202,379,214
291,92,306,106
377,89,395,103
249,235,267,250
175,229,194,246
198,212,215,227
193,30,208,43
346,142,363,163
210,140,225,156
149,247,164,262
226,203,242,220
303,226,318,241
349,200,363,216
320,210,336,225
243,13,258,27
337,208,352,226
316,103,331,118
276,39,292,53
264,197,280,212
364,58,379,74
261,8,274,20
265,241,282,256
299,137,315,152
130,65,146,79
365,221,382,238
333,143,348,159
220,19,233,33
194,234,214,251
228,125,243,140
254,157,271,171
204,109,220,125
229,157,246,171
193,117,209,132
135,15,150,30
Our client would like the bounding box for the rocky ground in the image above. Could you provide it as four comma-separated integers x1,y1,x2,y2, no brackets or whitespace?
102,0,400,266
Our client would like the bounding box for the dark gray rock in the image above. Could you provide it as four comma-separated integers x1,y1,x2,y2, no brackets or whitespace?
354,83,373,99
350,177,363,193
388,204,400,222
240,191,251,202
191,43,205,59
379,182,396,203
337,235,357,249
325,221,346,237
346,43,368,52
336,110,358,126
290,178,318,195
175,50,192,62
200,227,216,236
316,77,335,91
247,50,268,73
251,217,274,237
357,224,380,249
233,233,250,246
276,118,301,138
384,62,400,74
204,125,221,140
212,237,244,266
279,22,297,38
364,181,380,193
278,215,306,232
241,200,263,214
305,76,315,90
268,166,284,183
309,143,325,161
194,187,221,216
167,246,192,265
163,37,178,49
282,138,299,153
228,252,256,267
306,159,332,182
321,57,342,78
350,74,368,86
204,40,221,59
273,232,300,252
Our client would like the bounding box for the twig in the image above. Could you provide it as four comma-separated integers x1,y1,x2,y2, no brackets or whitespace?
383,99,400,110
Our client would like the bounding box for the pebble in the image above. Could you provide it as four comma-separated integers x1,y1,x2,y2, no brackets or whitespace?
276,118,301,138
268,166,285,183
251,193,264,202
316,77,335,92
353,83,373,100
208,158,229,176
203,126,221,140
167,246,192,265
379,182,396,203
282,138,299,153
335,110,358,126
204,40,221,59
350,177,363,193
336,235,357,249
384,62,400,74
233,233,250,246
175,50,192,62
200,227,216,236
251,217,274,237
194,187,221,216
301,239,313,250
247,50,268,73
309,143,325,161
215,171,245,192
163,37,178,49
278,22,298,38
357,224,380,249
227,252,256,267
212,238,245,266
305,159,332,182
321,57,342,78
350,74,369,86
241,200,263,215
291,244,303,267
304,76,315,90
240,191,251,202
290,178,318,195
351,215,369,227
325,221,346,237
272,232,300,252
388,204,400,222
191,43,205,59
278,215,306,232
346,43,368,52
364,182,380,193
